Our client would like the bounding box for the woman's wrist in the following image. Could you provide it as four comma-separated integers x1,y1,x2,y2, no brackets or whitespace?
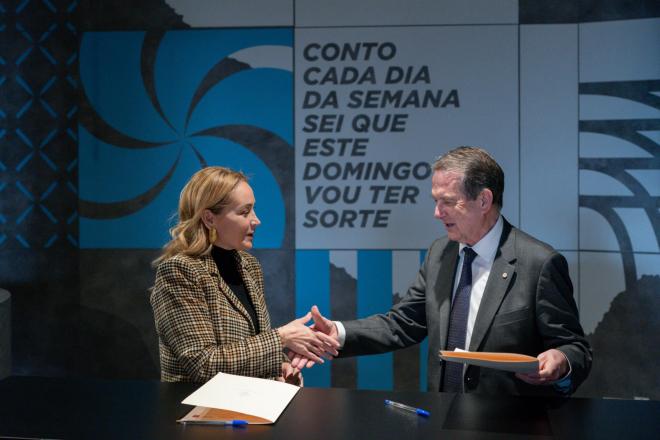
276,326,288,346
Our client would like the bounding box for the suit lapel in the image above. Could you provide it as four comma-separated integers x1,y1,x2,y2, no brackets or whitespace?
437,241,459,351
468,221,516,352
202,253,258,334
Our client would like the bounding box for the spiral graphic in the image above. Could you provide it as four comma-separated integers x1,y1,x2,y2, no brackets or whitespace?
78,28,293,248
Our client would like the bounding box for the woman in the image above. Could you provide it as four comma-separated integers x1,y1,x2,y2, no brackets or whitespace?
151,167,338,383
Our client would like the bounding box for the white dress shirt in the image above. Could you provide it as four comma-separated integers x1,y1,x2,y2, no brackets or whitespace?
457,215,503,350
336,216,504,347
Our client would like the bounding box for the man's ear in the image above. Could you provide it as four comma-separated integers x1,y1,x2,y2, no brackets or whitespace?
480,189,494,210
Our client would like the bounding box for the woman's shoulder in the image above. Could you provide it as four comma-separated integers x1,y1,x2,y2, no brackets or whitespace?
157,253,209,276
237,250,261,272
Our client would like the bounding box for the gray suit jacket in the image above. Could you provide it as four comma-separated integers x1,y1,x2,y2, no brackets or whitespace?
342,219,592,396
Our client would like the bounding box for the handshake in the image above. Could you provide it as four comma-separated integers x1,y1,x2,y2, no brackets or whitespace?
277,305,340,370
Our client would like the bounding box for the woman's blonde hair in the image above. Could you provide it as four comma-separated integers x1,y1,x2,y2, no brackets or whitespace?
153,166,248,266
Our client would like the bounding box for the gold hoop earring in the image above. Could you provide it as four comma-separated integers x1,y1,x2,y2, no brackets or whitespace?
209,227,217,244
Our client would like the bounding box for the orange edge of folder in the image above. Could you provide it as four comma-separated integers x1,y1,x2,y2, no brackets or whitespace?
439,351,538,363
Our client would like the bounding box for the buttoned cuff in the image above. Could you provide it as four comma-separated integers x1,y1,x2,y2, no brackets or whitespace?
335,321,346,348
552,351,573,394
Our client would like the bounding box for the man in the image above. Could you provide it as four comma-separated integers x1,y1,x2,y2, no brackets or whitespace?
294,146,591,396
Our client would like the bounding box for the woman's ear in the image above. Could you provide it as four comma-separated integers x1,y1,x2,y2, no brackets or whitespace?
201,209,214,228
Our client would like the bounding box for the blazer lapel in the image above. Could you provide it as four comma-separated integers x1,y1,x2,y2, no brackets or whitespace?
468,221,516,352
437,241,459,351
202,253,258,334
236,253,270,332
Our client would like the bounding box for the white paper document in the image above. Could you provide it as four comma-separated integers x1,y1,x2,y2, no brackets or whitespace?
439,349,540,373
181,372,300,424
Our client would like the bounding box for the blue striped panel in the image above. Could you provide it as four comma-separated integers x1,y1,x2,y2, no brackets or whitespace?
419,249,428,391
419,338,429,391
357,250,393,390
295,250,331,387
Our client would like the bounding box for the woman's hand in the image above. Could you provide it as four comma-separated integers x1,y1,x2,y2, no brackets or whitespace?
288,306,339,369
277,312,339,364
277,362,303,386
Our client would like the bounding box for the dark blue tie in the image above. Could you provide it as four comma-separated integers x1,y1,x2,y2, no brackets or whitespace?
442,247,477,392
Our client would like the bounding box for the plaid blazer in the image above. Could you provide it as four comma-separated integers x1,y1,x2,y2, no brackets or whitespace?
151,250,284,382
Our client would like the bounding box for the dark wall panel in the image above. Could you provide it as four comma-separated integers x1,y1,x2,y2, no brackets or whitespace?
1,0,79,376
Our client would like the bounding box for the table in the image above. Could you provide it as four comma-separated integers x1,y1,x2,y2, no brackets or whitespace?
0,376,658,439
0,289,10,380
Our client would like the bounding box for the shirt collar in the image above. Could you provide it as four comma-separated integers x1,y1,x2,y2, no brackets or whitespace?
459,215,503,263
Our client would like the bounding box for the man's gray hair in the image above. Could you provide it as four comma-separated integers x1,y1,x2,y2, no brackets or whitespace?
432,146,504,208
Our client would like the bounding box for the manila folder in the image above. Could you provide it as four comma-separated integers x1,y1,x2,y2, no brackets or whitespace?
439,350,539,373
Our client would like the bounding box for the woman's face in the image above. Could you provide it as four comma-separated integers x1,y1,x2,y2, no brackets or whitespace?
206,181,261,251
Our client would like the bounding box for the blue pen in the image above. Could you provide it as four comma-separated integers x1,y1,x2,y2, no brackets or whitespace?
182,419,248,426
385,399,430,417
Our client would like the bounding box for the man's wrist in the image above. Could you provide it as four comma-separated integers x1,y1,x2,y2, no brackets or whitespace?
555,349,572,381
552,350,573,394
335,321,346,348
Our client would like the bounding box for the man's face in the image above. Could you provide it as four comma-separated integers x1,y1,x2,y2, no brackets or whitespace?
431,170,487,246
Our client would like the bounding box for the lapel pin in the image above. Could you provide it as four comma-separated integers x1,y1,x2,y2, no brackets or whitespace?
502,272,508,279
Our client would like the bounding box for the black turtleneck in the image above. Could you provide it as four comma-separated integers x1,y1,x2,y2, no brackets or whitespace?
211,247,259,332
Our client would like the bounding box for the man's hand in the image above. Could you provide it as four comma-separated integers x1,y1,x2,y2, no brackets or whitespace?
289,305,339,369
277,312,339,364
515,348,569,385
310,305,339,340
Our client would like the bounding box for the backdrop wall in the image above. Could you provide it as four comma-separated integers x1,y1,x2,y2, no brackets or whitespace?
1,0,658,399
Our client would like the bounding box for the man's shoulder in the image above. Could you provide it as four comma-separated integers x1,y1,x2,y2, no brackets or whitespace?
426,235,457,257
508,224,560,260
428,235,449,248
